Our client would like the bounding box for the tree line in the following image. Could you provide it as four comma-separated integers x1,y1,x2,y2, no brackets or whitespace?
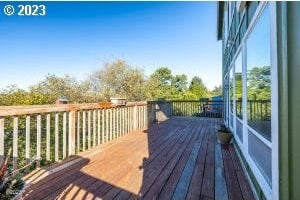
0,59,222,106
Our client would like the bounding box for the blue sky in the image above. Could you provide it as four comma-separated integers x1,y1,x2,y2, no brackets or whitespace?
0,2,222,90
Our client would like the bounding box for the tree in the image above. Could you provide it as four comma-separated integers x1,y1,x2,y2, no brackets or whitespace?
88,59,147,101
247,66,271,100
188,76,208,99
30,74,89,104
210,85,223,97
171,74,188,92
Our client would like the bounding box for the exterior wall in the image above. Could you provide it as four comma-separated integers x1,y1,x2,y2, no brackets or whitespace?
220,2,300,199
277,2,300,199
220,2,277,199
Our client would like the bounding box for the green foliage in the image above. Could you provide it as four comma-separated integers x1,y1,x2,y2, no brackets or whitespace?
88,59,148,101
0,59,217,105
188,76,208,99
247,66,271,100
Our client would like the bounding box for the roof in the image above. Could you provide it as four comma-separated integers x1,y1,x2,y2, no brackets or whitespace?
217,2,224,40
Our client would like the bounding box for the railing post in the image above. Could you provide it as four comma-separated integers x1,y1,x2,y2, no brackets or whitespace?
68,111,76,155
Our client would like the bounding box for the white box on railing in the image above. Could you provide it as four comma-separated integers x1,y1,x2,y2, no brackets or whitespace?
110,98,127,106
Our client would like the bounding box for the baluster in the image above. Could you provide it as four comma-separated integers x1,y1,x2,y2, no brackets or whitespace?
36,115,41,167
77,111,80,153
82,111,86,151
106,109,109,142
68,111,76,155
25,116,31,165
46,114,51,161
110,109,113,141
13,116,18,172
55,113,59,161
88,110,91,149
93,110,96,147
112,108,116,139
101,109,105,144
97,110,100,145
63,112,67,159
0,118,3,164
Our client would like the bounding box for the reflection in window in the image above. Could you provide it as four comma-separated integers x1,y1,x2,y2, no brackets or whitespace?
229,67,234,128
246,5,271,141
235,53,243,119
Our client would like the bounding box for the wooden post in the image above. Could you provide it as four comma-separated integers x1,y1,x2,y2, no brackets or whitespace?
68,111,76,155
46,114,51,161
55,113,59,161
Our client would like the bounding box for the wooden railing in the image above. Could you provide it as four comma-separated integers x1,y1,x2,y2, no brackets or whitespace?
0,102,156,174
171,100,224,118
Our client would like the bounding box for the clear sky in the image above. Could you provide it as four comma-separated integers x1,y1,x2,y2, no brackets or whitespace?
0,2,222,90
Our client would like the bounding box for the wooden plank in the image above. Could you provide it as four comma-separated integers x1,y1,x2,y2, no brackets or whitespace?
228,145,255,200
200,120,215,199
145,120,204,200
172,122,205,200
55,113,59,161
46,114,51,161
214,143,228,200
222,145,243,200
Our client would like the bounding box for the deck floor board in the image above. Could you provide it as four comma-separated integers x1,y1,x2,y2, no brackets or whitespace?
22,117,255,200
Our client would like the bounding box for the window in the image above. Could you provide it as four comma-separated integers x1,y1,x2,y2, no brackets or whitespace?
235,53,243,119
246,5,271,141
229,67,234,128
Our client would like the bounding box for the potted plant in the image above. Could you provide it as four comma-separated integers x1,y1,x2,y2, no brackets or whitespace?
217,124,232,144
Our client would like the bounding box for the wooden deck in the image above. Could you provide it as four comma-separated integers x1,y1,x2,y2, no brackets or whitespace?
22,117,255,200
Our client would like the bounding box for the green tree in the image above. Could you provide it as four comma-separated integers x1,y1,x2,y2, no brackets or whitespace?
188,76,208,99
88,59,147,101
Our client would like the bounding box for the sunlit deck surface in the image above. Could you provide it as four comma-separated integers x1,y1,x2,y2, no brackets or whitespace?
22,117,255,200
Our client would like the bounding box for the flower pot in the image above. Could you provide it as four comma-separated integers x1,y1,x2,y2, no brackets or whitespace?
217,131,232,144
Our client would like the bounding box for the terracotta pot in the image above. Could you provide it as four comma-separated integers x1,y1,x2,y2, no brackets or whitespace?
217,131,232,144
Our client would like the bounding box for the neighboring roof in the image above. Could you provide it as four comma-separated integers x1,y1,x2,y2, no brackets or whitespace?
217,2,224,40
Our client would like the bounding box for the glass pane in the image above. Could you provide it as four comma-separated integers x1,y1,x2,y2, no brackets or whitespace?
235,53,243,119
246,5,271,141
229,67,234,115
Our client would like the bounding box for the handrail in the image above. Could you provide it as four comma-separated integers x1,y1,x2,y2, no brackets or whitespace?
0,102,149,117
